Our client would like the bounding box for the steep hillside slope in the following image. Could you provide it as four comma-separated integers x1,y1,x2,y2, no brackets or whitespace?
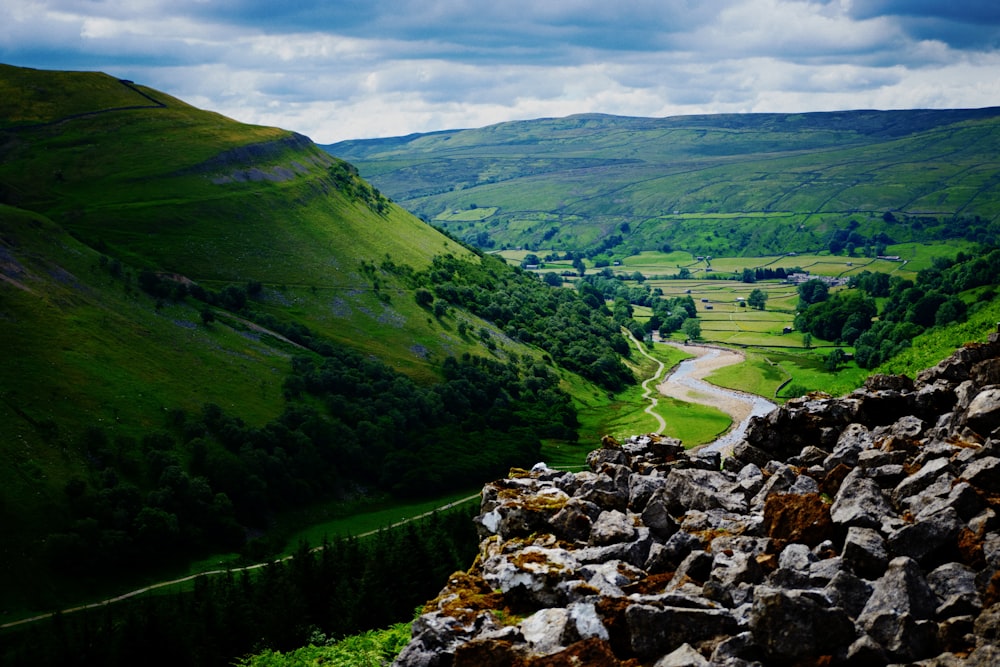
326,109,1000,256
0,65,618,615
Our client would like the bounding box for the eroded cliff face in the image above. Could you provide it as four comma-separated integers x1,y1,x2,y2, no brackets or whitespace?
395,329,1000,667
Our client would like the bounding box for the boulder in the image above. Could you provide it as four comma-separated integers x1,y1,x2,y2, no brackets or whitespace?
887,506,962,564
830,469,894,529
842,526,889,579
520,608,569,656
652,643,709,667
749,587,856,660
964,387,1000,435
928,562,983,618
589,509,636,546
625,603,737,659
659,468,747,515
857,556,939,660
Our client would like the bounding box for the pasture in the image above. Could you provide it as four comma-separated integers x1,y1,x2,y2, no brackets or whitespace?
497,243,980,411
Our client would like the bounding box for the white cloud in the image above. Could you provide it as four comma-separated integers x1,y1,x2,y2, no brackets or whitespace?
1,0,998,142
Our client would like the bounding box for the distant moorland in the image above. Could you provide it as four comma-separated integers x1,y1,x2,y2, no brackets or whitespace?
327,108,1000,257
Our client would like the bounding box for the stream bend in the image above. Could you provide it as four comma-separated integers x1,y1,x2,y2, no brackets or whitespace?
656,342,777,454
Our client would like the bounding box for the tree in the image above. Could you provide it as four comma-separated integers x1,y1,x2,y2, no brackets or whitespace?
741,268,756,283
802,332,812,348
797,279,829,307
682,318,702,341
747,288,768,310
934,296,967,327
200,308,215,325
824,348,847,372
543,272,563,287
414,288,434,308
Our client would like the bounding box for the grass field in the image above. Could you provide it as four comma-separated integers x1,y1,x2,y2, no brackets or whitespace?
333,109,1000,257
564,341,733,452
499,243,984,434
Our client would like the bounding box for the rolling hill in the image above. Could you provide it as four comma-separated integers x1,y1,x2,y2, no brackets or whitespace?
0,64,616,615
325,108,1000,256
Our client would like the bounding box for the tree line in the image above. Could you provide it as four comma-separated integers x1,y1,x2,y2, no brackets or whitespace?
376,253,637,392
4,505,478,667
793,247,999,368
578,269,699,341
46,349,572,577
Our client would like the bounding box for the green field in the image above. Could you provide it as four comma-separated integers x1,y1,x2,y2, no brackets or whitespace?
564,341,733,449
0,66,564,618
330,110,1000,257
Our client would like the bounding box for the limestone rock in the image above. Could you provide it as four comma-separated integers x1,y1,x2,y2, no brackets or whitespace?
625,603,737,659
964,387,1000,435
749,587,856,660
842,526,889,579
830,469,894,529
395,329,1000,667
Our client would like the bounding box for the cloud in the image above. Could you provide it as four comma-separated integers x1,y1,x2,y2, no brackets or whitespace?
2,0,998,142
846,0,1000,49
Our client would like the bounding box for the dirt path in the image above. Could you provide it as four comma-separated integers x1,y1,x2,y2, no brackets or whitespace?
627,331,668,433
1,493,481,630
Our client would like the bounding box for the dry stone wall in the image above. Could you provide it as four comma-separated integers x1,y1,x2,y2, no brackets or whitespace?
394,328,1000,666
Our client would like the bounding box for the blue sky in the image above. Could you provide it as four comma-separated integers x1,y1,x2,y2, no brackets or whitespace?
2,1,999,143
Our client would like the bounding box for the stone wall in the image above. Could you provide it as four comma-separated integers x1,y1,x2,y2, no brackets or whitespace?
394,328,1000,666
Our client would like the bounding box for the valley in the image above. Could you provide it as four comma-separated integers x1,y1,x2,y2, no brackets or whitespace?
3,64,1000,666
327,109,1000,258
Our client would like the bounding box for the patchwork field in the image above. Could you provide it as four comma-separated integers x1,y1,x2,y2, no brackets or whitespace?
497,241,979,402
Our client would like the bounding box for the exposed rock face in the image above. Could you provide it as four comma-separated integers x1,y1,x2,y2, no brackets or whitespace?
394,329,1000,666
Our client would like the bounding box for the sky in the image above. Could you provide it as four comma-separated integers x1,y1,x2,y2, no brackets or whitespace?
2,1,1000,144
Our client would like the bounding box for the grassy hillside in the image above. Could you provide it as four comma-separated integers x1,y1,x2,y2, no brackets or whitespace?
326,109,1000,256
0,65,616,616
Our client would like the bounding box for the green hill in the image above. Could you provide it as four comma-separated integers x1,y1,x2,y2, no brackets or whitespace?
0,65,620,616
325,109,1000,256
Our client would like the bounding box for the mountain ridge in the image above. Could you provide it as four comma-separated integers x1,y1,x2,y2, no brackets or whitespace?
326,107,1000,256
0,64,616,615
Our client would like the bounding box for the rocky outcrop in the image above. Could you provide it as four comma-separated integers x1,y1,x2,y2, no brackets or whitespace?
395,329,1000,666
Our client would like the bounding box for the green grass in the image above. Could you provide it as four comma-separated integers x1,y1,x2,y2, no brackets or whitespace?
705,351,790,399
658,397,733,444
539,439,594,470
283,490,482,548
331,109,1000,257
0,65,162,125
571,384,731,448
562,342,733,449
235,622,412,667
436,206,498,221
879,294,1000,377
765,350,870,399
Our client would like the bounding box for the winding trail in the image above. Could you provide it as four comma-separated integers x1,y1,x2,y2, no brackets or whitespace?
1,494,480,630
627,332,668,433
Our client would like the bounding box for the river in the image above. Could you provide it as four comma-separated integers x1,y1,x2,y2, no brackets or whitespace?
656,343,777,455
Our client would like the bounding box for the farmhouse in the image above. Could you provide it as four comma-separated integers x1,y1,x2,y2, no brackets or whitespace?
784,272,848,287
